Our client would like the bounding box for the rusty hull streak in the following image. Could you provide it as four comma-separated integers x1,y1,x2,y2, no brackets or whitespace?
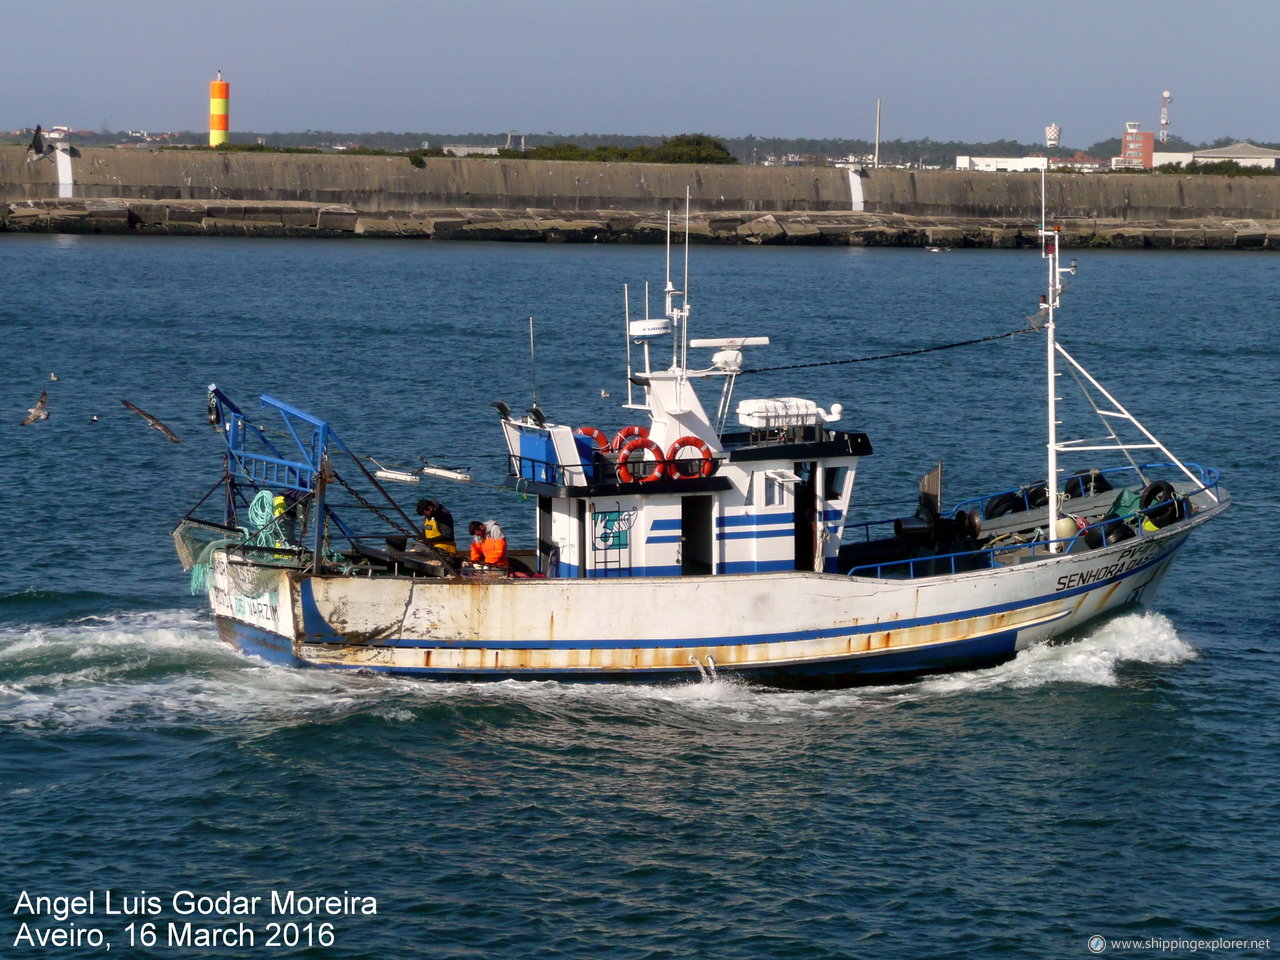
305,580,401,646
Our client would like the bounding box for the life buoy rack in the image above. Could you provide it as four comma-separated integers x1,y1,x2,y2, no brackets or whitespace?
574,425,609,450
616,436,665,483
665,435,716,479
610,424,649,451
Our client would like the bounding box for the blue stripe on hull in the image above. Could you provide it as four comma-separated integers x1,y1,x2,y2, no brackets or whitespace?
216,617,304,667
242,624,1022,689
249,542,1179,688
731,629,1020,689
303,628,1020,688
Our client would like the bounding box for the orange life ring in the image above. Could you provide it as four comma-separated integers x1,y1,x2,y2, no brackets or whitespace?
616,436,665,483
574,425,609,450
610,424,650,451
665,435,715,479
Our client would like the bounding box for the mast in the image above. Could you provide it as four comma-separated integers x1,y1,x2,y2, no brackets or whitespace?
1038,169,1076,551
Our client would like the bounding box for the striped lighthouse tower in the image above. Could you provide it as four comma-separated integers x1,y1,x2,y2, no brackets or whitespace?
209,71,229,147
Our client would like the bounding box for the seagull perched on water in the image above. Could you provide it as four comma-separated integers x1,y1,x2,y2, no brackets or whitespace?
21,391,49,425
50,372,59,381
600,388,611,398
121,399,181,443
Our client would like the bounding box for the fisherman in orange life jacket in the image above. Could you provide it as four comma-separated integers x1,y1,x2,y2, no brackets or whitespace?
416,499,457,555
468,520,508,568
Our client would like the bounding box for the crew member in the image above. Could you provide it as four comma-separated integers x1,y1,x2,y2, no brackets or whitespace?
273,489,305,545
468,519,508,568
416,499,457,556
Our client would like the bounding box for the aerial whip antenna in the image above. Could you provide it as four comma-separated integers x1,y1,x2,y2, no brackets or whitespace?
527,316,543,421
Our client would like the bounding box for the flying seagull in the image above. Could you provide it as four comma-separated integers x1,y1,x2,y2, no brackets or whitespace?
25,125,52,163
121,399,181,442
21,391,49,425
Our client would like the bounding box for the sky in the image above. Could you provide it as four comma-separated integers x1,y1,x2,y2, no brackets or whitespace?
4,1,1276,149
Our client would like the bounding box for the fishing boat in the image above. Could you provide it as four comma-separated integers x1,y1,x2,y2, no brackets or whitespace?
174,219,1228,687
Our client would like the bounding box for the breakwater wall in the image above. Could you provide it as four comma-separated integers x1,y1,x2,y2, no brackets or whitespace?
6,197,1279,249
3,147,1280,247
0,147,853,214
866,169,1280,220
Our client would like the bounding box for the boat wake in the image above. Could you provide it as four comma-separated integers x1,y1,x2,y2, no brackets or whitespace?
0,608,388,733
0,608,1197,735
904,610,1197,697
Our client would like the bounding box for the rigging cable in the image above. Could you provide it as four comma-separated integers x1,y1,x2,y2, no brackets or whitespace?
742,325,1039,374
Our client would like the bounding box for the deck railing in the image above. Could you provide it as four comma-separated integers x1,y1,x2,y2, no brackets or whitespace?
845,462,1221,581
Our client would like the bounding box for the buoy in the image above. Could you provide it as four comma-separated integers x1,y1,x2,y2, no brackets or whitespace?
610,424,649,451
665,436,715,479
616,436,665,483
574,426,609,450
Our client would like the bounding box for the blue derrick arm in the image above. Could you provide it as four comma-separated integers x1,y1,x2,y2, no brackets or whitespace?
207,386,371,556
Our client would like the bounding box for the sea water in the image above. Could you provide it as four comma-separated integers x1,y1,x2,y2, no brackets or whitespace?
1,235,1276,958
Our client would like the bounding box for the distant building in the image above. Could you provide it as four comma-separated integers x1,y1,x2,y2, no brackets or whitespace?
1050,151,1104,172
1188,142,1280,169
443,144,499,157
1113,122,1154,169
1152,151,1195,168
955,156,1048,172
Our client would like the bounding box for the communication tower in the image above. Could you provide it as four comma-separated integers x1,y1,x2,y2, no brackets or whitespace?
1160,90,1172,144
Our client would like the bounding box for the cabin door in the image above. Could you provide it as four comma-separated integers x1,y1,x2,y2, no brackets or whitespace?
793,461,818,572
681,495,714,576
538,495,555,575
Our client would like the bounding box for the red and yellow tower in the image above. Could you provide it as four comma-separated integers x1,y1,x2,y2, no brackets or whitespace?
209,71,229,147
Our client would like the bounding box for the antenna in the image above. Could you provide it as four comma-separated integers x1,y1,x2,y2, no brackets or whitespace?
682,186,691,372
527,316,541,417
1040,165,1046,230
664,210,679,370
624,283,634,406
874,98,881,168
1160,90,1173,144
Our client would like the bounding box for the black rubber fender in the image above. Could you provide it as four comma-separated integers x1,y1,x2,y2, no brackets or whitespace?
1140,480,1179,528
1084,519,1136,549
984,492,1024,519
1064,469,1113,499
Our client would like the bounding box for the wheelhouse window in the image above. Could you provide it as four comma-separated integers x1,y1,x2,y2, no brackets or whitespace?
764,469,800,507
824,466,848,502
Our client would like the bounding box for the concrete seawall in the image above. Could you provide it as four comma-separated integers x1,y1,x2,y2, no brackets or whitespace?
0,147,854,214
3,147,1279,247
6,196,1278,249
862,169,1280,220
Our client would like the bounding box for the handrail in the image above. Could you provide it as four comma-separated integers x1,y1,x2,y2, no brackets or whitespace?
950,461,1221,518
846,483,1213,581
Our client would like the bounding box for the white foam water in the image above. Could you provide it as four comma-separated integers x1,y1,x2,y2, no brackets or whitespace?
0,609,392,732
370,610,1200,725
0,608,1197,733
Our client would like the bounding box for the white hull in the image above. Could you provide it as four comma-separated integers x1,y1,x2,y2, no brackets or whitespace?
207,504,1217,687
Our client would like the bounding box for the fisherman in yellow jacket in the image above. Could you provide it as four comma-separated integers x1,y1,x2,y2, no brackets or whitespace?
416,499,457,556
